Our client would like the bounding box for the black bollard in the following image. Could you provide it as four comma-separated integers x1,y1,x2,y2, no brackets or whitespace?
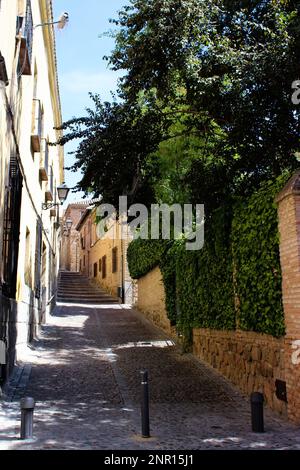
250,392,264,433
140,369,150,438
20,397,35,440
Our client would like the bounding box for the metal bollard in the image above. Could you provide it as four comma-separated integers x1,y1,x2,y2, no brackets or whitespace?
250,392,264,433
140,369,150,438
20,397,35,440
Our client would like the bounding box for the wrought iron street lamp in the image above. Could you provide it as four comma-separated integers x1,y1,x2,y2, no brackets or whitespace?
42,182,70,210
66,218,72,230
62,217,73,237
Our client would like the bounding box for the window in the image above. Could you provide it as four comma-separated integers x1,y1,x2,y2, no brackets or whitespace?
39,138,48,181
1,154,23,299
16,0,33,76
99,259,102,272
102,256,107,279
49,165,53,195
93,262,97,278
24,228,32,287
82,227,86,249
83,255,86,267
34,220,42,298
91,221,97,246
112,247,118,273
88,221,92,247
80,234,85,249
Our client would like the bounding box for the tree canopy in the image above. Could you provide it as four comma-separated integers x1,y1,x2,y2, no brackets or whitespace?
59,0,300,210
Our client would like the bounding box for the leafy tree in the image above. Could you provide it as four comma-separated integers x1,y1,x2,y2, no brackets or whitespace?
58,0,300,209
109,0,300,193
58,93,169,207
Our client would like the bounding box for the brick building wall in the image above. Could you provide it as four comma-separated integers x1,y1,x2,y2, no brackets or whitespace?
60,203,87,272
276,172,300,423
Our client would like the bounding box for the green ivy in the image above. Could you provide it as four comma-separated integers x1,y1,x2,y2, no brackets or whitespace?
160,242,180,326
175,205,236,332
127,238,170,279
231,173,291,337
127,173,291,338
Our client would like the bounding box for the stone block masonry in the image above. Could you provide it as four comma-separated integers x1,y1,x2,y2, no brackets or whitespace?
193,329,287,417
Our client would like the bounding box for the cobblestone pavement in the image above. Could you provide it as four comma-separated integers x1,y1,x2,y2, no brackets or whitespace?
1,302,300,450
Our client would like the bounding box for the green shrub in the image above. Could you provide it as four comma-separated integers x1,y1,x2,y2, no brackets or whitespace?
127,238,169,279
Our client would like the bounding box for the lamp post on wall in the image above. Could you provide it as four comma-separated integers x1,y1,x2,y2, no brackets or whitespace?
62,217,73,271
42,182,70,211
34,12,69,30
62,217,72,237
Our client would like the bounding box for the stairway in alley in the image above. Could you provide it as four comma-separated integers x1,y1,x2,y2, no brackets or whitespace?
57,271,118,304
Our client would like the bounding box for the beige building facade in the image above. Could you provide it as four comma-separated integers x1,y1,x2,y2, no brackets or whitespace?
0,0,64,384
76,206,136,304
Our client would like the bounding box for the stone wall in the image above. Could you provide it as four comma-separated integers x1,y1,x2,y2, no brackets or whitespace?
137,266,173,335
191,172,300,423
193,328,287,416
128,173,300,423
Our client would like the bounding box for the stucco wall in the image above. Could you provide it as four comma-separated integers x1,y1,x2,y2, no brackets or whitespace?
0,1,63,382
137,266,172,335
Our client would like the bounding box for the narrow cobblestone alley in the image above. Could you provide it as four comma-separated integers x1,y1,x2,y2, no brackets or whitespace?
1,302,300,450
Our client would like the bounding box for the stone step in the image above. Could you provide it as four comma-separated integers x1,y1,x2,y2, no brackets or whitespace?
57,293,112,298
58,286,108,291
57,297,118,304
57,271,117,304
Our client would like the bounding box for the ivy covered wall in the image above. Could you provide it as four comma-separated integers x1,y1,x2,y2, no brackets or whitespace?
127,174,291,338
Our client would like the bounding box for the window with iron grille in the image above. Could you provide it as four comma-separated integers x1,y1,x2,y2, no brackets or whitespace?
102,255,107,279
112,247,118,273
1,155,23,299
34,220,42,299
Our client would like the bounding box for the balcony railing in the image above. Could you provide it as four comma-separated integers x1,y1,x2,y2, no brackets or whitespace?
31,99,42,152
16,0,33,76
39,138,48,181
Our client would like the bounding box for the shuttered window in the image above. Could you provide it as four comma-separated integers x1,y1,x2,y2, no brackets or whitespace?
102,256,107,279
1,154,23,299
34,220,42,299
112,247,117,273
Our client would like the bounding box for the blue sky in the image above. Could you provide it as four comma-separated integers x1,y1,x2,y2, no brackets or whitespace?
53,0,127,202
